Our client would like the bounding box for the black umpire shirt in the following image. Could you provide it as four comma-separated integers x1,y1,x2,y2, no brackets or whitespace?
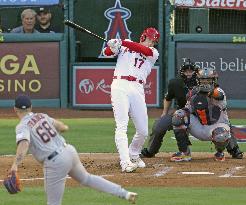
164,77,188,109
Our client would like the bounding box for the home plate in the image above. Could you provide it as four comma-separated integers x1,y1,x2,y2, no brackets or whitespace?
181,172,214,175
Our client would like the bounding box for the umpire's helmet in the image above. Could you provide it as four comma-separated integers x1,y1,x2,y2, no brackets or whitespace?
196,67,218,93
179,59,198,89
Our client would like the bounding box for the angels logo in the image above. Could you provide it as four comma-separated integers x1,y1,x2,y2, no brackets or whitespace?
175,0,195,6
99,0,131,58
79,79,94,94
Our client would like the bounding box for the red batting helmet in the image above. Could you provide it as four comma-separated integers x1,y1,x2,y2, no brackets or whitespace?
140,27,160,43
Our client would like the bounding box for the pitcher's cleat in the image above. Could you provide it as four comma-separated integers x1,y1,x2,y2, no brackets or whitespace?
126,192,138,204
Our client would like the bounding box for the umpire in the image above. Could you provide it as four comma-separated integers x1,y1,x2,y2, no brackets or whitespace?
141,59,243,159
141,59,197,158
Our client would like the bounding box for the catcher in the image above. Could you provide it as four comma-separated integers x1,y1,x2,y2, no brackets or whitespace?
170,67,242,162
3,94,137,204
141,60,242,159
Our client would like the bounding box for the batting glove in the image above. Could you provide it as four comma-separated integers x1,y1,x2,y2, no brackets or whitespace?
107,39,122,48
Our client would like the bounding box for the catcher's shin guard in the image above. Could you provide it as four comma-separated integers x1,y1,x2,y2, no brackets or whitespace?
227,145,243,159
226,127,243,159
212,127,230,153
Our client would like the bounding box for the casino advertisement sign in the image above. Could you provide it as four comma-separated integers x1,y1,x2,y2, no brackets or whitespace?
72,65,159,108
0,42,60,99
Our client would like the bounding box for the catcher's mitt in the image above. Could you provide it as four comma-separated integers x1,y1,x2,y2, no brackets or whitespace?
3,171,21,194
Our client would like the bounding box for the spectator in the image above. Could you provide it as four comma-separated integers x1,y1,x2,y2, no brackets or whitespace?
11,9,39,33
36,7,57,33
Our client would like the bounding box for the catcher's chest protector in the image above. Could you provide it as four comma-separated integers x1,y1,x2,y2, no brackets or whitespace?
192,93,221,125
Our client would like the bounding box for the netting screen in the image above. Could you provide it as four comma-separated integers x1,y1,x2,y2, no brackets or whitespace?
174,8,189,34
209,9,246,34
174,7,246,34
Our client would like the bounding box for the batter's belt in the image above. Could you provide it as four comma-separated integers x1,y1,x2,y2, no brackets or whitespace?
113,75,143,84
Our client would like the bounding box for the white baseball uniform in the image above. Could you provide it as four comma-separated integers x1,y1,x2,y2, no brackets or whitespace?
15,112,131,205
105,40,159,168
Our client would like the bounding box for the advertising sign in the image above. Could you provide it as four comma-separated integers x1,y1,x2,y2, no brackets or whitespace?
73,65,159,108
174,0,246,10
176,42,246,99
0,42,60,99
0,0,59,5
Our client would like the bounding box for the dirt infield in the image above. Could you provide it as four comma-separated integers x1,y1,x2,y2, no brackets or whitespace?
1,108,245,188
1,153,246,188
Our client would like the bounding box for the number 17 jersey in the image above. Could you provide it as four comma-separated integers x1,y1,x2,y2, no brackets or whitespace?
114,40,159,83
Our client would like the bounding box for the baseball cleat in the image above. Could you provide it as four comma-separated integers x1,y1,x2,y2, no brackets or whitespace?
121,161,138,173
170,151,192,162
126,192,138,204
131,157,146,168
228,146,243,159
214,151,225,161
232,152,243,159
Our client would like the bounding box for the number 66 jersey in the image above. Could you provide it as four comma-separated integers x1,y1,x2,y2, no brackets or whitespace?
15,112,66,163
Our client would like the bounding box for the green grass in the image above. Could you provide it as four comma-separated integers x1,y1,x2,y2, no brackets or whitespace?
0,118,246,154
1,118,246,205
1,187,246,205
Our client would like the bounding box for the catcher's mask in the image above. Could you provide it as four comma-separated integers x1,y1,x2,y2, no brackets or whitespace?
179,59,198,89
196,67,218,93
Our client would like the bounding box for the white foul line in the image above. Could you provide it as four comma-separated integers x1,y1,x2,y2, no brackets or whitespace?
181,172,214,175
0,177,46,183
0,174,114,183
219,166,245,178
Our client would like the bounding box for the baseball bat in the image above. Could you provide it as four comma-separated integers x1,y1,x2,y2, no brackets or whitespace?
64,20,107,42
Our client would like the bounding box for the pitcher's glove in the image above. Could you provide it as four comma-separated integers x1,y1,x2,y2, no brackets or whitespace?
3,171,21,194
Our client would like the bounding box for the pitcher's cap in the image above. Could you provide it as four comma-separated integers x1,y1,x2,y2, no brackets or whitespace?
15,95,31,109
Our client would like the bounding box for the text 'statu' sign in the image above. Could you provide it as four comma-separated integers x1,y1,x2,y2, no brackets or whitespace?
174,0,246,10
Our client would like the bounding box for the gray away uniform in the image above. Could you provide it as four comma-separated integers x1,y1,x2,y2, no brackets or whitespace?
172,87,231,153
16,112,129,205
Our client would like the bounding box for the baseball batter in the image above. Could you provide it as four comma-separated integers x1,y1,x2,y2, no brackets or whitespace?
171,67,232,162
8,95,137,205
103,28,160,172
